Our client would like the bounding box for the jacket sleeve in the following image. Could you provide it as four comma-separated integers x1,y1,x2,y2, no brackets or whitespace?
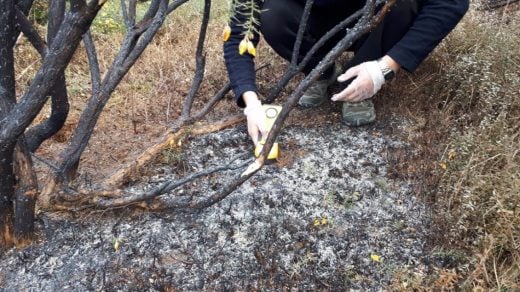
223,0,262,108
387,0,469,72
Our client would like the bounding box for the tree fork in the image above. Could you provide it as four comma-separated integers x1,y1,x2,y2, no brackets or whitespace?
25,0,69,152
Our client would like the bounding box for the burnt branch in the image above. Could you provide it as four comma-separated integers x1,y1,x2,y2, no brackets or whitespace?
9,0,34,49
181,0,211,120
91,155,251,209
49,0,175,184
23,0,71,152
104,115,244,189
48,0,66,45
182,63,270,127
25,72,69,152
141,0,161,23
128,0,137,27
82,30,101,93
290,0,313,67
14,8,47,56
167,0,190,14
15,0,33,14
1,0,18,249
0,1,104,146
70,0,87,13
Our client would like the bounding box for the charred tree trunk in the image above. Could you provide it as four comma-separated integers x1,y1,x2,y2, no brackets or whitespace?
13,138,38,246
0,0,17,249
1,0,104,248
0,144,16,248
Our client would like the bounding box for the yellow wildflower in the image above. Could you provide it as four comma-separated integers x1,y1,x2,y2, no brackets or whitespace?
448,149,456,161
222,25,231,42
114,239,122,251
238,38,248,55
321,217,328,225
247,40,256,56
371,254,381,262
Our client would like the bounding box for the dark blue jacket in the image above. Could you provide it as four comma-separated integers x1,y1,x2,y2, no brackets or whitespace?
224,0,469,107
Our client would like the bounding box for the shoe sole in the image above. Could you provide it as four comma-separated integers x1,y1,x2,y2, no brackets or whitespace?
341,118,376,127
298,100,325,108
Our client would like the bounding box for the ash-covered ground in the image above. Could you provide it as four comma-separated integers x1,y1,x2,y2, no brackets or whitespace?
0,118,432,290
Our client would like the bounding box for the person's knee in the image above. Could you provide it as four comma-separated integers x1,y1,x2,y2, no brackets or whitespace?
260,0,297,45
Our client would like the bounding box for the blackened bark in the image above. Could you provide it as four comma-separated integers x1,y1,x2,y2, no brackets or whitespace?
82,31,101,93
25,73,69,152
181,0,210,119
24,0,70,152
9,0,35,49
13,138,38,246
0,1,103,146
0,144,16,248
14,8,47,55
0,0,16,249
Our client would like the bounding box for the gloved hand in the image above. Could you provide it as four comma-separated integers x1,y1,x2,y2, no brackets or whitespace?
331,60,385,102
243,97,267,145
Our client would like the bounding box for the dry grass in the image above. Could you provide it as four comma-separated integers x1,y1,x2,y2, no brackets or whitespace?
383,2,519,289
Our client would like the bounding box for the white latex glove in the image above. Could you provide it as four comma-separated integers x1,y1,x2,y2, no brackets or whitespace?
243,98,267,145
331,60,385,102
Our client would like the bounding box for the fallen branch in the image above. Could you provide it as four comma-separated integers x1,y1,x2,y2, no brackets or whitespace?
90,154,251,210
104,114,245,188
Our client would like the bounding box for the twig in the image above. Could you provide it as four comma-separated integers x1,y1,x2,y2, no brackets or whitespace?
290,0,314,67
82,30,101,93
104,114,245,188
92,155,251,209
181,0,211,119
48,0,66,46
182,63,270,126
15,8,47,57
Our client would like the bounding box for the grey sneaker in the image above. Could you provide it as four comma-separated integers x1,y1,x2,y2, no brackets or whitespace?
342,99,376,126
298,64,342,107
298,79,330,107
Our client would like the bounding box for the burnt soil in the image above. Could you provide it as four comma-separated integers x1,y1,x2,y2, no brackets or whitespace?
0,106,444,290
